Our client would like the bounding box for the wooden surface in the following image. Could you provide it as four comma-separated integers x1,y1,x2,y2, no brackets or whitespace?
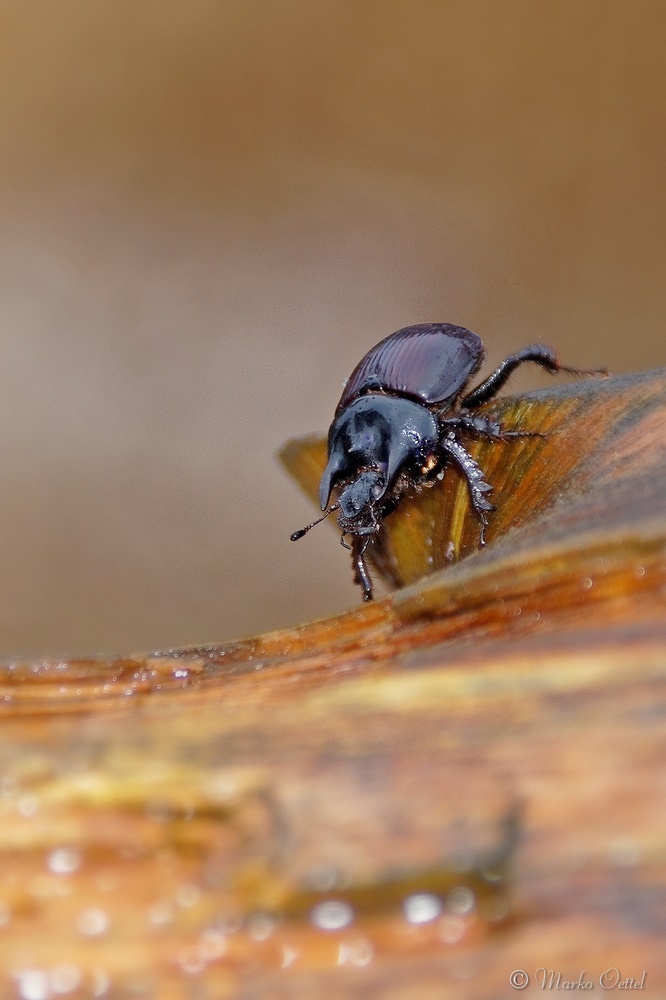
0,370,665,998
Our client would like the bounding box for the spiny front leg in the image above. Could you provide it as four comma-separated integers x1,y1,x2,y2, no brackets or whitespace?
461,343,609,409
351,536,374,601
441,413,545,440
440,433,495,545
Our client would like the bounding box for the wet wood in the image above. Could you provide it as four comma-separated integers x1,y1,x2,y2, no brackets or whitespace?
0,369,665,998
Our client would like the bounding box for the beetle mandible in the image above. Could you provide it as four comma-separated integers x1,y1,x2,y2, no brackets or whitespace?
291,323,608,601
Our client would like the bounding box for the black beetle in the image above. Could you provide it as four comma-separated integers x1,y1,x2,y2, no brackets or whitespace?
291,323,608,601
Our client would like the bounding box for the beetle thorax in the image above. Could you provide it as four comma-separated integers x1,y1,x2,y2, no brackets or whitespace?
319,394,440,537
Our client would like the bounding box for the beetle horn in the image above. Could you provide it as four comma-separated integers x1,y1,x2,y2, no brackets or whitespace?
385,437,414,493
319,448,348,510
290,503,339,542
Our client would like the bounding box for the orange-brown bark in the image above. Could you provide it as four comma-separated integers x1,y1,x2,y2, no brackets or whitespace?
0,370,664,998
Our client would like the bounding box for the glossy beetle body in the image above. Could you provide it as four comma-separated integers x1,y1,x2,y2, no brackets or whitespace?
292,323,607,601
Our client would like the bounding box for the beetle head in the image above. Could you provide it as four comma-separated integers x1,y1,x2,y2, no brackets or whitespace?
319,395,439,534
291,394,439,545
336,468,386,536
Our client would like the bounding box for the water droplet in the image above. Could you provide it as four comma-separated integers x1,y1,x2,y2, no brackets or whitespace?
438,914,466,944
310,899,354,931
304,864,341,893
0,775,17,796
247,912,277,941
337,937,373,966
447,885,475,914
17,794,39,817
51,963,82,994
281,944,299,968
581,577,593,589
402,892,442,924
175,883,201,908
481,895,509,922
178,946,206,975
635,565,646,578
77,908,109,936
147,901,174,926
14,970,49,1000
198,928,227,960
47,848,82,875
145,801,175,824
215,909,243,934
92,969,110,997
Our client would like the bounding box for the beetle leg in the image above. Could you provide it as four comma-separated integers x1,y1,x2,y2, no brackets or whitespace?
351,536,374,601
441,414,503,437
461,344,610,409
440,434,495,545
441,413,545,440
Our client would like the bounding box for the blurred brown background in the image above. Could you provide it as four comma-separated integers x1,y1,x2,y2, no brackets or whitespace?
0,1,662,655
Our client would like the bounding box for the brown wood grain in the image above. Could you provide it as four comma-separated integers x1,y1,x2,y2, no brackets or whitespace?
0,370,664,998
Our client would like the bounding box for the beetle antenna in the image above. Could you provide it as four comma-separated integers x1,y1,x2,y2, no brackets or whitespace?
291,504,339,541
